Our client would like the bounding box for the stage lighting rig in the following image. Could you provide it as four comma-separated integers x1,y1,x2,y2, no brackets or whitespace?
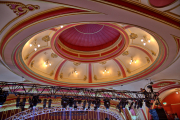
74,100,77,110
32,96,41,107
94,98,101,111
0,88,9,106
104,98,110,109
43,99,47,108
48,99,52,108
129,102,134,110
61,97,69,108
88,100,92,109
69,98,74,108
83,100,87,110
16,96,20,108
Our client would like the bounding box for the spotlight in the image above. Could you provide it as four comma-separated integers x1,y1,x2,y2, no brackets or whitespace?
43,99,47,108
20,98,26,111
0,89,9,106
104,98,110,109
32,96,41,107
69,98,74,108
48,99,52,108
74,100,77,110
61,97,69,108
129,102,134,110
28,97,33,109
137,99,143,109
16,97,20,107
88,100,92,109
83,100,87,110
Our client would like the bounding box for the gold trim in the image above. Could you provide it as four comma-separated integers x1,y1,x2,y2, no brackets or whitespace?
0,1,40,34
165,4,180,18
91,0,180,29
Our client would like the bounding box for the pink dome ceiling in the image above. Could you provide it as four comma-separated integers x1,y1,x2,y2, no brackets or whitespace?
59,24,120,51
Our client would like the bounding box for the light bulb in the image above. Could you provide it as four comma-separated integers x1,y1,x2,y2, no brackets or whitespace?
45,65,47,67
103,72,104,74
49,63,51,66
135,60,136,63
38,44,40,47
105,70,106,72
131,60,133,62
76,72,78,75
107,71,109,73
61,25,63,28
141,39,143,42
129,62,131,64
176,92,178,94
30,44,32,47
143,43,146,46
148,40,150,43
34,48,37,51
44,62,46,64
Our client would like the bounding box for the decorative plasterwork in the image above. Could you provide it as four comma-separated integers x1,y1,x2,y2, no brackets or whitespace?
122,51,129,56
42,35,50,42
130,33,138,39
51,53,58,58
73,62,81,66
99,61,106,65
0,1,40,34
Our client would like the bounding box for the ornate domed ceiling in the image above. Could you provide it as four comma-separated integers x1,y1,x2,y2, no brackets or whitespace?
3,22,165,87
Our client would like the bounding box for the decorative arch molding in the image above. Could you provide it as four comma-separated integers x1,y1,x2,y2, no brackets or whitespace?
113,59,126,77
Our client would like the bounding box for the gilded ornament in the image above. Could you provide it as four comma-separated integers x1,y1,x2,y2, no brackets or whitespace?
130,33,138,39
117,71,121,76
30,60,34,68
122,51,129,56
94,75,97,80
0,1,40,34
50,70,54,76
146,57,150,63
42,35,50,42
51,53,58,58
151,50,156,56
73,62,81,66
157,82,170,87
24,54,29,60
99,61,106,65
127,68,131,74
83,75,87,81
60,73,63,79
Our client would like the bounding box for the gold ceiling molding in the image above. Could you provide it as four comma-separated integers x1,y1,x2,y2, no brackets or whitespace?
42,35,50,42
83,75,87,80
49,70,54,76
92,0,180,30
165,4,180,18
130,33,138,39
73,62,81,66
24,54,30,60
146,57,150,63
151,50,156,56
60,73,63,79
51,53,58,58
30,60,34,67
0,1,40,34
99,61,107,65
122,51,129,56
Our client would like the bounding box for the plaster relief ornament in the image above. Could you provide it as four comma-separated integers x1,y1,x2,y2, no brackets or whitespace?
83,75,87,81
24,54,29,60
99,61,106,65
151,50,156,56
51,53,58,58
127,68,131,74
122,51,129,56
94,75,97,80
130,33,138,39
42,35,50,42
73,62,81,66
50,70,54,76
30,60,35,68
157,82,170,87
60,73,63,79
117,71,121,77
146,57,150,63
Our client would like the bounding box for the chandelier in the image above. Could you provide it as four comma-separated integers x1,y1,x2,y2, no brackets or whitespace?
29,39,40,51
141,36,150,46
44,59,51,67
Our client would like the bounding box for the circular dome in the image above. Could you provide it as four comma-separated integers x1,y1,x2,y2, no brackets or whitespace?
52,23,129,63
59,24,120,51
